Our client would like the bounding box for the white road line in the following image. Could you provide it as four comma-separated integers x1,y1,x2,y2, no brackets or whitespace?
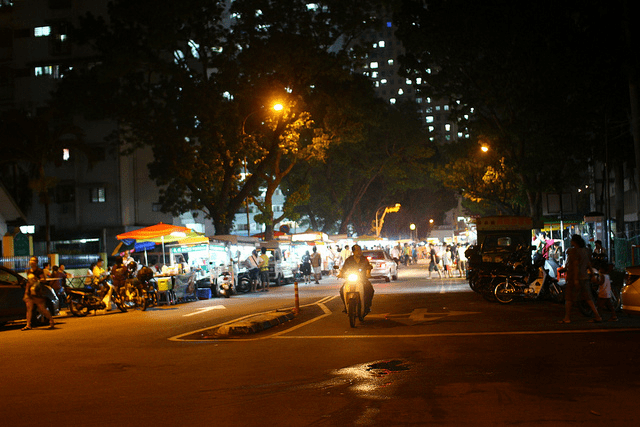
183,305,226,317
272,328,640,339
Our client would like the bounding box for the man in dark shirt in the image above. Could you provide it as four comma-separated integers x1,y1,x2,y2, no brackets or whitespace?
338,245,374,314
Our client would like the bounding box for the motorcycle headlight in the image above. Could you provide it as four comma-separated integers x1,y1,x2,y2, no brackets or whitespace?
347,273,358,282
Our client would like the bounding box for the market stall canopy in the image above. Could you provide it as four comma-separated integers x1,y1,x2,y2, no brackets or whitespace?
291,229,331,243
251,231,288,239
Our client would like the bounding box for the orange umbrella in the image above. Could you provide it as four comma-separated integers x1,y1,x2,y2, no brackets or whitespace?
116,223,195,265
116,223,193,242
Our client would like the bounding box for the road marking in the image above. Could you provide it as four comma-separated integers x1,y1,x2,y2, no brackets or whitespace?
272,328,640,339
367,308,481,323
183,305,226,317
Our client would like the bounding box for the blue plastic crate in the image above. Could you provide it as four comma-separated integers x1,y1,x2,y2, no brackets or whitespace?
197,288,211,300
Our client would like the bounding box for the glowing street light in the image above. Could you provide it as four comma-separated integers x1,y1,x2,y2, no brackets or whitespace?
480,145,489,153
375,203,401,238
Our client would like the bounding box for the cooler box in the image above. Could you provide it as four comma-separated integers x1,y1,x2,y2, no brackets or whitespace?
157,277,172,291
197,288,211,300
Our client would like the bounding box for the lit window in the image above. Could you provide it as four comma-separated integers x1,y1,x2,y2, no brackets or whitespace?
445,124,451,131
426,107,433,113
34,66,53,76
386,22,392,28
426,97,431,103
444,105,449,111
435,105,441,111
387,59,394,65
34,26,51,37
416,78,422,84
464,115,469,120
380,79,387,84
390,98,396,104
398,88,404,95
90,187,106,203
470,107,475,113
426,68,432,74
426,116,434,123
62,149,70,161
375,81,380,87
428,126,435,132
445,135,451,141
371,71,378,78
379,41,385,48
458,132,464,138
370,62,379,69
223,91,233,100
416,97,422,103
405,79,412,84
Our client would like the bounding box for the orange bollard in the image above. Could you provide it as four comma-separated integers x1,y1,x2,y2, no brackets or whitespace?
293,281,300,315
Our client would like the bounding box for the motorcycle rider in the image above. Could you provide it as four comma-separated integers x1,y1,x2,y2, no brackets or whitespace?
92,259,112,310
110,257,128,301
338,244,374,315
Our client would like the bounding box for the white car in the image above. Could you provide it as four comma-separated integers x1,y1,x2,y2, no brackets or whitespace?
623,265,640,316
362,250,398,282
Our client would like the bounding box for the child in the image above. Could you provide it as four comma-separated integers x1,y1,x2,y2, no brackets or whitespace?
594,265,618,322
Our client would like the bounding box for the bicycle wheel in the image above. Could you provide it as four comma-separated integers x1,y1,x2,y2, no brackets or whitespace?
494,280,515,304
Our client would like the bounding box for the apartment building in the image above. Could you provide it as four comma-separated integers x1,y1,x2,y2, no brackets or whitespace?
0,0,212,255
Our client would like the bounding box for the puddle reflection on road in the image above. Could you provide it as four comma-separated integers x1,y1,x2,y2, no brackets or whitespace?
323,359,412,400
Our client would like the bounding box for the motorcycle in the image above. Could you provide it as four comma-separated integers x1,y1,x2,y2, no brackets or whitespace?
65,280,127,316
121,267,158,310
493,255,564,304
341,268,368,328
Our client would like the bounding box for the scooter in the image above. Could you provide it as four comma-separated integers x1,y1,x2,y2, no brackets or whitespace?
341,268,367,328
216,265,235,298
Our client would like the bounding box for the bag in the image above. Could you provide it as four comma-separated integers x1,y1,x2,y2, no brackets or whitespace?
29,280,44,297
436,256,441,264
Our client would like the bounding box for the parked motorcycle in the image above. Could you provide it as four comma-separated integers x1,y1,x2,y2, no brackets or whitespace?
493,257,564,304
65,281,127,316
216,269,234,298
121,266,158,310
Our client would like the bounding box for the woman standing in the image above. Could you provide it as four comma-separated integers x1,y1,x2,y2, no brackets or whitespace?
559,235,602,324
22,256,55,330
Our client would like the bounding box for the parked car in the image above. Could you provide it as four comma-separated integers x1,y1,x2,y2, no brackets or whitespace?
622,265,640,316
0,265,59,327
362,250,398,282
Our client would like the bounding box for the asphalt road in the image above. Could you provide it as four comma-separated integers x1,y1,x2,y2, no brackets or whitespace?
2,262,639,426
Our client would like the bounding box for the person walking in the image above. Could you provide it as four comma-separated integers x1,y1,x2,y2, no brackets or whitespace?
390,245,401,266
300,251,312,283
442,246,453,278
245,250,260,292
258,247,270,292
310,246,322,284
22,256,55,330
428,244,442,279
559,234,602,324
457,244,467,278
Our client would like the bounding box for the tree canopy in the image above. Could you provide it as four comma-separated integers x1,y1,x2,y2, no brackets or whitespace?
55,0,387,237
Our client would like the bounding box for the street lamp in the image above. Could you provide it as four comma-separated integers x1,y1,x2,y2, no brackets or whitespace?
375,203,401,238
410,223,416,241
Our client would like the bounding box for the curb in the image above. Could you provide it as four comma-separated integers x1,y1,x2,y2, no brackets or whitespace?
212,310,297,338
